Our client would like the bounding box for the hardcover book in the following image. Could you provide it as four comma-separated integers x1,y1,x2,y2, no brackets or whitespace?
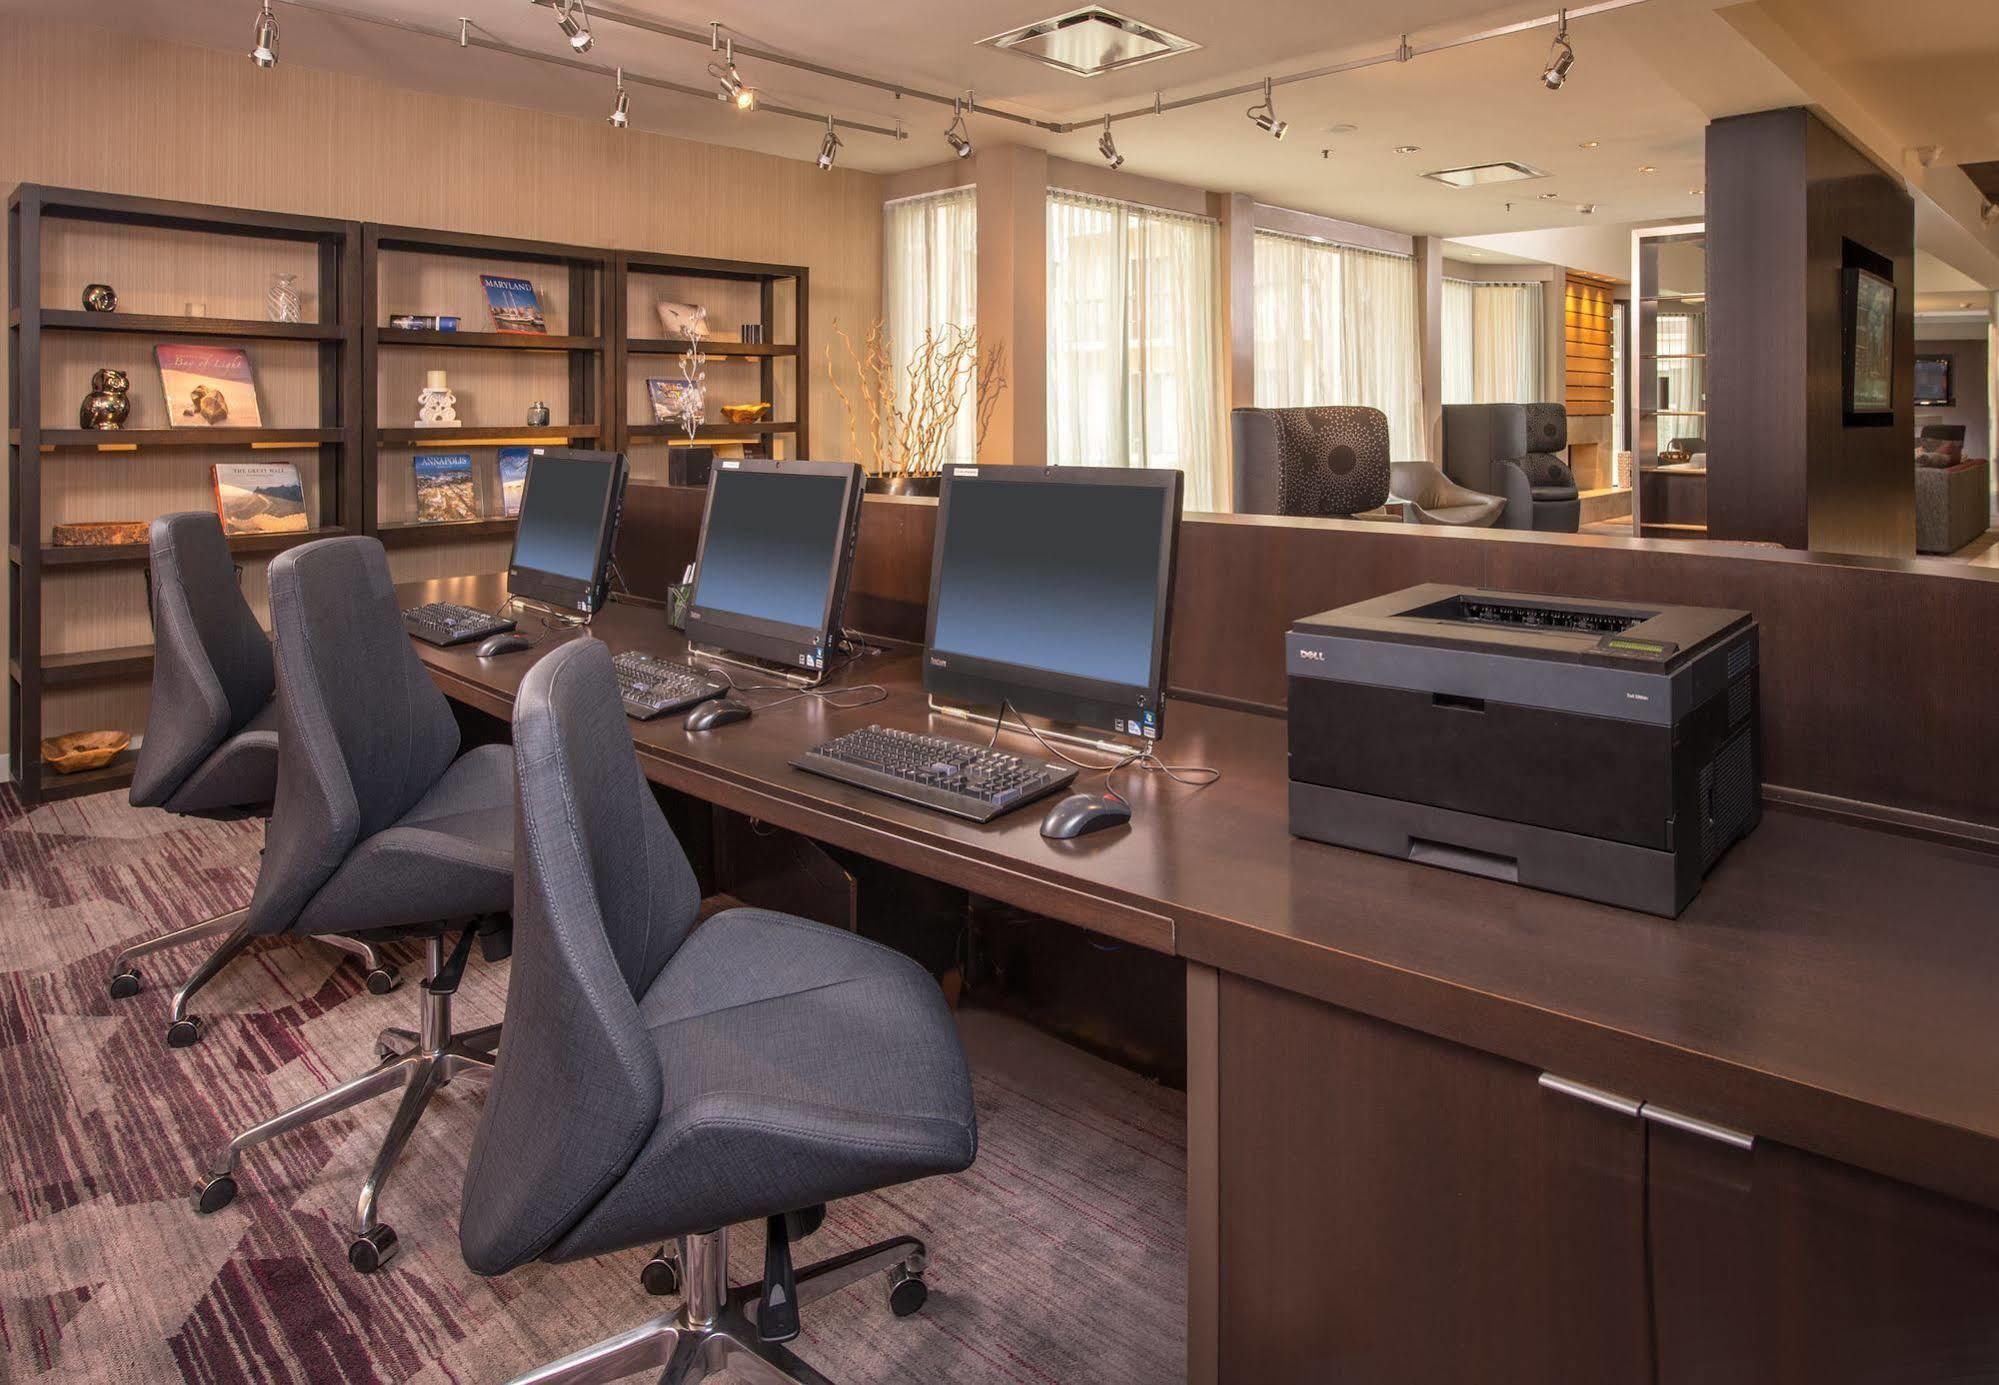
499,447,532,518
211,462,307,535
648,377,699,424
481,275,546,334
156,344,264,428
412,453,478,523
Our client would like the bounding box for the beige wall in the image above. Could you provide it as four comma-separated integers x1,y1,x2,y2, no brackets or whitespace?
2,19,885,763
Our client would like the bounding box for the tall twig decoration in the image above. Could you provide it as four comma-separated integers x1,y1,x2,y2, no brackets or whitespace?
826,319,1008,477
674,306,709,440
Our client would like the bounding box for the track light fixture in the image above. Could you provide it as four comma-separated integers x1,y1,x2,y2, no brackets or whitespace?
1983,202,1998,228
710,37,759,111
1246,79,1288,140
608,67,628,128
1098,117,1124,171
1542,10,1575,90
945,99,974,159
249,0,279,68
553,0,593,53
817,117,842,171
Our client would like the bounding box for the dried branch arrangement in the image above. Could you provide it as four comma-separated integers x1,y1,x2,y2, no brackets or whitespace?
826,319,1008,477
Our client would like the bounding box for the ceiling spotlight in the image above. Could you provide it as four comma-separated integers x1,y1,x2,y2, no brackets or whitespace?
710,38,759,110
1691,187,1704,197
1636,164,1656,173
817,118,843,172
1982,202,1998,227
1542,9,1575,90
249,0,279,68
945,99,974,159
553,0,592,53
1098,117,1124,171
1577,139,1599,149
1576,202,1598,214
1538,191,1560,199
607,67,628,128
1246,79,1288,140
1394,145,1421,155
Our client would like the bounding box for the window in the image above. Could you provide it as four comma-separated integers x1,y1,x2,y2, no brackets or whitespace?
1254,232,1424,460
1442,279,1546,404
883,188,978,464
1047,189,1226,511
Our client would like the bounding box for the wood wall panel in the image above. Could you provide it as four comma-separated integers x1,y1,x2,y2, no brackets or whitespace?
1,17,884,757
1565,275,1616,418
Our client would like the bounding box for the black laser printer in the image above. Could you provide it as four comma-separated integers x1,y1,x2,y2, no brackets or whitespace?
1286,584,1760,917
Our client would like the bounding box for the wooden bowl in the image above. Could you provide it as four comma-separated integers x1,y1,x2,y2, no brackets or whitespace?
41,730,131,775
720,402,771,424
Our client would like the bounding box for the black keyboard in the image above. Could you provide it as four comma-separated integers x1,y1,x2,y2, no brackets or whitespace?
792,725,1077,823
404,601,516,647
614,650,727,720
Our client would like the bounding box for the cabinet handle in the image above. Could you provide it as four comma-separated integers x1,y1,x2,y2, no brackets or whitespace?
1639,1103,1755,1151
1538,1072,1643,1118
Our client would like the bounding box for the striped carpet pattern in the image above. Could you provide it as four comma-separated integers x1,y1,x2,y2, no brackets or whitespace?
0,785,1186,1382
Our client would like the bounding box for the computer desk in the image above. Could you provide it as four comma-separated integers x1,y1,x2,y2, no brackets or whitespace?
402,572,1999,1385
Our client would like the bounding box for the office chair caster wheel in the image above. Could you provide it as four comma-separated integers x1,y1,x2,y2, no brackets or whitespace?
640,1250,682,1296
348,1226,399,1274
195,1174,237,1214
166,1017,203,1048
108,969,142,1000
886,1262,927,1317
364,964,400,996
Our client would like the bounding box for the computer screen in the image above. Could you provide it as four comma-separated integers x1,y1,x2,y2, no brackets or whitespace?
507,448,627,614
686,459,862,671
924,466,1182,742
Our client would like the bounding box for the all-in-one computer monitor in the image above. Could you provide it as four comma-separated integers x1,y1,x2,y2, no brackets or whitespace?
923,464,1183,744
507,447,629,615
685,458,865,675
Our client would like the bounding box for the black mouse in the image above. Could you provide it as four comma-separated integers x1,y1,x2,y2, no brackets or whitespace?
476,632,533,657
1040,792,1131,840
684,697,752,731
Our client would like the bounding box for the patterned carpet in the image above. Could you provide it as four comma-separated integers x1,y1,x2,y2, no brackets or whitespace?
0,784,1187,1383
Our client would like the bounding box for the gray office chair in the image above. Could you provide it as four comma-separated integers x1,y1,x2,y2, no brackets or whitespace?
1231,405,1392,517
193,536,514,1273
1389,460,1506,527
1441,403,1581,532
112,513,391,1046
462,638,975,1385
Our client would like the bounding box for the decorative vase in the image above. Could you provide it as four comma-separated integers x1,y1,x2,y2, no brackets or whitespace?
526,400,551,427
79,368,132,430
864,474,941,498
267,272,303,323
81,283,117,313
416,369,460,427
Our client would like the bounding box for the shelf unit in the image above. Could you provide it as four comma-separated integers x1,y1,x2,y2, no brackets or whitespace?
7,184,361,802
1632,227,1709,539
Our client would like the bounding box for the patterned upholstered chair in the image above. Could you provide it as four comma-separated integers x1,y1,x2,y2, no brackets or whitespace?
1440,403,1581,533
1230,406,1393,518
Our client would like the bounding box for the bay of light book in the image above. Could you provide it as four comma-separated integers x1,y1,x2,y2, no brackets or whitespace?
157,344,263,428
413,453,478,523
499,448,532,518
211,462,306,535
481,275,546,334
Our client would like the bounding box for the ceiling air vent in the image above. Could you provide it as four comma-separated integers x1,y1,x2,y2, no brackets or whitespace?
978,8,1200,78
1422,161,1550,189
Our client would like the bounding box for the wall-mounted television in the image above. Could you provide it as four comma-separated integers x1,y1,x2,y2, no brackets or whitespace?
1914,354,1955,408
1841,265,1895,424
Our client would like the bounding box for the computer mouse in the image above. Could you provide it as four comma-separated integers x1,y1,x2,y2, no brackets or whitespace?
1039,792,1132,840
684,697,753,731
476,632,534,657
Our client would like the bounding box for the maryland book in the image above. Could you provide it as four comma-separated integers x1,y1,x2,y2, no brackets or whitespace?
499,448,532,518
413,453,478,522
157,344,264,428
211,462,307,535
481,275,546,334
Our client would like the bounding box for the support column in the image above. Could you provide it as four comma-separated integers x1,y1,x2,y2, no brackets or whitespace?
1413,235,1445,461
974,145,1049,466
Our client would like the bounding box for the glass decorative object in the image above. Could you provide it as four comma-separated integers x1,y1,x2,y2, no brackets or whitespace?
81,283,117,313
79,368,132,430
267,272,303,324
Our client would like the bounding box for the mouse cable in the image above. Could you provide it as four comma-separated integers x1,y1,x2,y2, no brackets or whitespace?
986,700,1220,809
707,665,890,712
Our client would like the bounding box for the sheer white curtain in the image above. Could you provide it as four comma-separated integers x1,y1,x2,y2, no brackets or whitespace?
1442,280,1545,403
883,187,978,464
1047,189,1226,512
1253,232,1425,460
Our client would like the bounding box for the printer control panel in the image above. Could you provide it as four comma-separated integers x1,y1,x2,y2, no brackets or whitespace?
1595,634,1680,662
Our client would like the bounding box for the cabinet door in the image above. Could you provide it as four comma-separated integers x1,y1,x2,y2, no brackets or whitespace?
1650,1125,1999,1384
1214,974,1651,1384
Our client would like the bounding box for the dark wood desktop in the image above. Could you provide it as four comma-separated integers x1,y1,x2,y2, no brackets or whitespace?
404,569,1999,1385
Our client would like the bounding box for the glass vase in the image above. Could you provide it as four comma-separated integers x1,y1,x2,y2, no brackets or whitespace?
267,272,303,324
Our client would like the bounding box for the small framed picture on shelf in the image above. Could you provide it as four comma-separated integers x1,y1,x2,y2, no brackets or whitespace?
211,462,307,535
499,448,532,518
157,344,264,428
647,378,700,424
482,274,546,334
412,453,478,523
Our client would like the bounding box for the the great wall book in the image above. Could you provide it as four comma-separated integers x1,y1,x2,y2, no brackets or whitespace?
211,462,307,535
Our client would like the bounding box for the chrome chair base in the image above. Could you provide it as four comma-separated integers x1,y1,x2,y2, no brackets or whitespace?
109,907,398,1047
192,936,497,1272
510,1227,929,1385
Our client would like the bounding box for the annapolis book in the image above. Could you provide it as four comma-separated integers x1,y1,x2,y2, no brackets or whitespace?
157,344,264,428
481,275,546,334
412,453,478,522
211,462,307,535
499,448,532,518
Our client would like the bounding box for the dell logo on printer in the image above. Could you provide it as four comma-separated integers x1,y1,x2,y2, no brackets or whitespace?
1298,647,1326,663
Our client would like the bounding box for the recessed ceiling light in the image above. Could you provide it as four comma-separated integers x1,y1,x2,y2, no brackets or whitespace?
1689,188,1703,197
1394,145,1421,154
1637,164,1657,173
1576,202,1599,214
1422,160,1548,188
1578,140,1599,149
1326,122,1358,135
1538,191,1560,200
979,7,1200,77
